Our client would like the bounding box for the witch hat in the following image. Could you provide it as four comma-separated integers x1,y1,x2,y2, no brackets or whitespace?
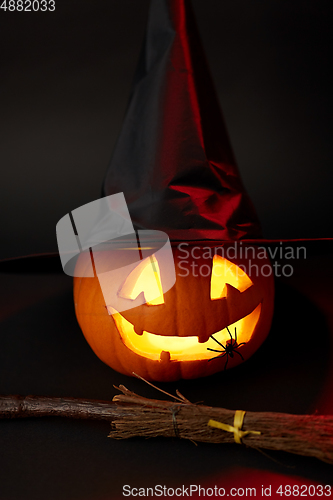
103,0,261,241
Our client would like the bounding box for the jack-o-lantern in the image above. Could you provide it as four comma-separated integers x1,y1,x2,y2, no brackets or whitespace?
74,243,274,382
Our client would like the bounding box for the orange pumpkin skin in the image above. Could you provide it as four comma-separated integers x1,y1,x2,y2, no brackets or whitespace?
73,243,274,382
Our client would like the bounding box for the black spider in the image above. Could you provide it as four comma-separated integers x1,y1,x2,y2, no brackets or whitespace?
207,326,246,370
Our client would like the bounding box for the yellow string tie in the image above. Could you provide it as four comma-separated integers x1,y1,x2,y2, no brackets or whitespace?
208,410,261,444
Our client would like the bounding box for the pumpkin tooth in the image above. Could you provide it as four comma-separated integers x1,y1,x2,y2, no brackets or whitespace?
134,326,144,336
198,332,209,343
160,351,171,362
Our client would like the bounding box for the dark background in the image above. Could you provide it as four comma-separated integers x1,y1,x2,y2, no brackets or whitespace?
0,0,332,261
1,3,333,498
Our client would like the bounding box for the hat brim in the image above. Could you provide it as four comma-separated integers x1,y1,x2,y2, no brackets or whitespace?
1,237,332,274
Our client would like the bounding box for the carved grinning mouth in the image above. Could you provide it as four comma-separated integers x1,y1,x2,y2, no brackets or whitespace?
108,304,261,362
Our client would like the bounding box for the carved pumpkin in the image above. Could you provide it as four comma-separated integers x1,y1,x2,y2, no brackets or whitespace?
73,242,274,382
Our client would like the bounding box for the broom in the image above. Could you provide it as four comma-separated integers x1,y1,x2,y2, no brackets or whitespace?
1,375,332,465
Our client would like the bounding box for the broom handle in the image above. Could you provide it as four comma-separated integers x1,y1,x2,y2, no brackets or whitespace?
0,395,128,420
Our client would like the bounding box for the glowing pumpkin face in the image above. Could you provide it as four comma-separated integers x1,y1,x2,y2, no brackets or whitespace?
74,243,274,382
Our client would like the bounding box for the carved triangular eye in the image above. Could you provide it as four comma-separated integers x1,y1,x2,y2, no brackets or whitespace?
210,255,253,300
118,255,165,305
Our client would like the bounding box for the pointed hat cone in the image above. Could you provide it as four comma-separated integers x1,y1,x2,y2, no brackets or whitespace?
103,0,261,241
